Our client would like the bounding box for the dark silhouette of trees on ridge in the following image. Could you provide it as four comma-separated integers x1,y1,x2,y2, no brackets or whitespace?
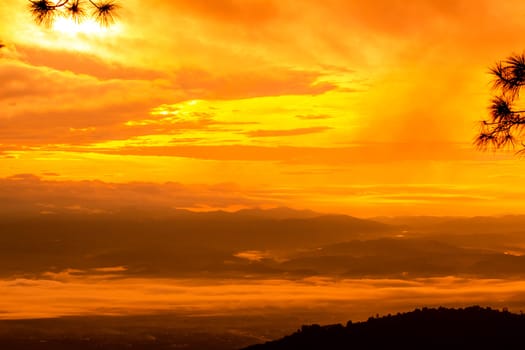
477,53,525,151
245,306,525,350
28,0,120,27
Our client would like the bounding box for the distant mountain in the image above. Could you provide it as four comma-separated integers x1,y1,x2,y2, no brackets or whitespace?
0,204,322,221
4,210,525,279
429,215,525,234
244,306,525,349
371,216,459,228
371,215,525,253
235,207,322,219
0,210,395,278
274,237,525,278
372,215,525,234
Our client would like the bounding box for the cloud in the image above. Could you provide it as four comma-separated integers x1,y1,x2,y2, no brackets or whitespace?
245,127,332,138
1,165,524,217
3,0,525,220
17,46,167,81
1,276,525,320
0,60,167,123
234,250,270,262
296,114,332,120
170,68,336,100
94,143,477,163
0,174,284,216
152,0,281,25
319,0,467,37
0,56,338,147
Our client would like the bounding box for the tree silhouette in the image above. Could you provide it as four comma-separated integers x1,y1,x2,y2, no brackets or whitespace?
477,53,525,151
28,0,120,27
245,306,525,350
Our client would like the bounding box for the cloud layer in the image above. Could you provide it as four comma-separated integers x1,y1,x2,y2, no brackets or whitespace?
2,0,525,215
2,276,525,320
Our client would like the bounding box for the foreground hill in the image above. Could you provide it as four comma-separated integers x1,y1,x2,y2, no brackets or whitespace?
245,306,525,349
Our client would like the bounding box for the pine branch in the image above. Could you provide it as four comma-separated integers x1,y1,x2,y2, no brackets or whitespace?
478,53,525,152
28,0,119,27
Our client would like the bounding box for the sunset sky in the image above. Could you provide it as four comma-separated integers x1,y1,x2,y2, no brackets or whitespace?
2,0,525,216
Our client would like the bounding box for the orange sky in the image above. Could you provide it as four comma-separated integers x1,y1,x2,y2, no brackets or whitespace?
2,0,525,216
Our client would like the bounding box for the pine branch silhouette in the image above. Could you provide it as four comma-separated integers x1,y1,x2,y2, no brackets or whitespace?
477,53,525,152
28,0,120,27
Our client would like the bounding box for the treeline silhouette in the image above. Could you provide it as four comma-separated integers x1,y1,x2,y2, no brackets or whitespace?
244,306,525,349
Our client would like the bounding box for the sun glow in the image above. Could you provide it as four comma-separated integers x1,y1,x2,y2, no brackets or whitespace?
52,17,121,36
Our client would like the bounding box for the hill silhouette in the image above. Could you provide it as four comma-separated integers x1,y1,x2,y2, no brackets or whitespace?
244,306,525,349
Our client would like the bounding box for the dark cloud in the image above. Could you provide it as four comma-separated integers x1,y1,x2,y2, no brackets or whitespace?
0,174,283,215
